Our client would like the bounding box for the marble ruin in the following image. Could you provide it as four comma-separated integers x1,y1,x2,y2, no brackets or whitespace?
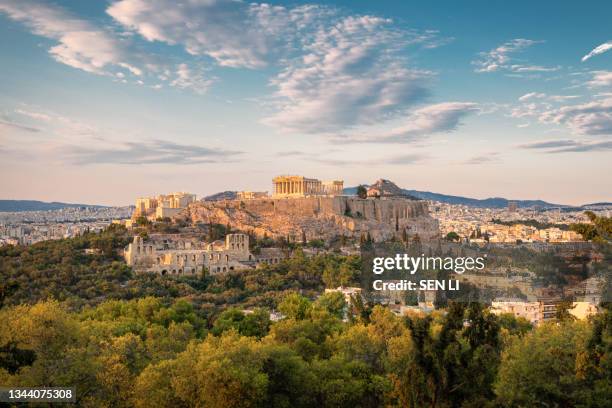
134,192,196,220
124,233,284,275
272,175,344,198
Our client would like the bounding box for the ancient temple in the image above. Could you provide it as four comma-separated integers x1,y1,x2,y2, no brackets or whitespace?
272,175,343,198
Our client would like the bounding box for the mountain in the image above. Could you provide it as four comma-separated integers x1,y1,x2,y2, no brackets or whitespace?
0,200,107,212
343,186,564,208
365,179,421,200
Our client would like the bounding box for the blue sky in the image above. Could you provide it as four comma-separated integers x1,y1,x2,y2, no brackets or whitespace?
0,0,610,206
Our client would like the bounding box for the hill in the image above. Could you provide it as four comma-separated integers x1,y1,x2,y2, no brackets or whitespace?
0,200,106,212
342,186,564,208
203,191,238,201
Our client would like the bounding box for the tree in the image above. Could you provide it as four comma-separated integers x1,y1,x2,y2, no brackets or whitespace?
315,292,346,319
278,293,312,320
171,333,269,407
356,185,368,199
445,231,460,242
495,320,590,407
570,212,612,243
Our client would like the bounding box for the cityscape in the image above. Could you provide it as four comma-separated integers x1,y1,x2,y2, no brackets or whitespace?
0,0,610,407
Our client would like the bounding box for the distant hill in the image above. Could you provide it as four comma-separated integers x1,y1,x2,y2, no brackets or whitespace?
0,200,107,212
581,202,612,209
203,191,238,201
343,186,564,208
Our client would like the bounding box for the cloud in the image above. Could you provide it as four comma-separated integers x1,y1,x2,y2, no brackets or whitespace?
0,119,41,133
64,140,241,165
0,1,215,94
12,107,99,137
518,92,580,102
107,0,320,69
109,1,451,135
0,0,139,76
518,139,578,149
538,97,612,135
462,152,500,165
334,102,479,143
308,153,428,166
386,153,429,164
587,71,612,88
170,64,214,94
473,39,557,74
512,94,611,136
261,15,436,134
518,92,547,101
581,41,612,62
518,139,612,153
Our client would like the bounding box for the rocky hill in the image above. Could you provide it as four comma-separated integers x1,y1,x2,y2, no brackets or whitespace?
179,195,439,242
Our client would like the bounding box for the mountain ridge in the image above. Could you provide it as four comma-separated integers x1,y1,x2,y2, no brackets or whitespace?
0,200,108,212
342,186,610,209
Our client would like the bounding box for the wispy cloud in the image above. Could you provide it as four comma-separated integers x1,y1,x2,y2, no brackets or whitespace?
108,1,453,135
587,71,612,88
261,15,437,134
518,139,612,153
518,92,579,102
309,153,429,166
462,152,501,165
64,140,241,165
333,102,479,143
386,153,429,164
538,97,612,136
581,41,612,62
107,0,314,69
0,0,140,76
169,64,214,95
0,0,215,94
0,118,41,133
473,39,558,74
511,95,612,136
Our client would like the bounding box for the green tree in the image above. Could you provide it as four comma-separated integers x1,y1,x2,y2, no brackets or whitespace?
315,292,346,319
495,320,590,407
278,293,312,320
445,231,460,242
356,185,368,199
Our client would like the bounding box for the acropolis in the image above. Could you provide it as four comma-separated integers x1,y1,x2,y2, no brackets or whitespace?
134,192,196,220
182,177,439,243
272,175,344,198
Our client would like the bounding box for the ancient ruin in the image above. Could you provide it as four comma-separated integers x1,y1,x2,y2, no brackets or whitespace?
176,178,439,242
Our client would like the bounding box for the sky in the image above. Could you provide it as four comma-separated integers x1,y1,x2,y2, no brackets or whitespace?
0,0,611,206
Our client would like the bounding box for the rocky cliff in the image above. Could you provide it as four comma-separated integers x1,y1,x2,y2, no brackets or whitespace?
177,196,439,242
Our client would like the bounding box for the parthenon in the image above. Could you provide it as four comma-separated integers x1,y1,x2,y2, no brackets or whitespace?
272,176,343,198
